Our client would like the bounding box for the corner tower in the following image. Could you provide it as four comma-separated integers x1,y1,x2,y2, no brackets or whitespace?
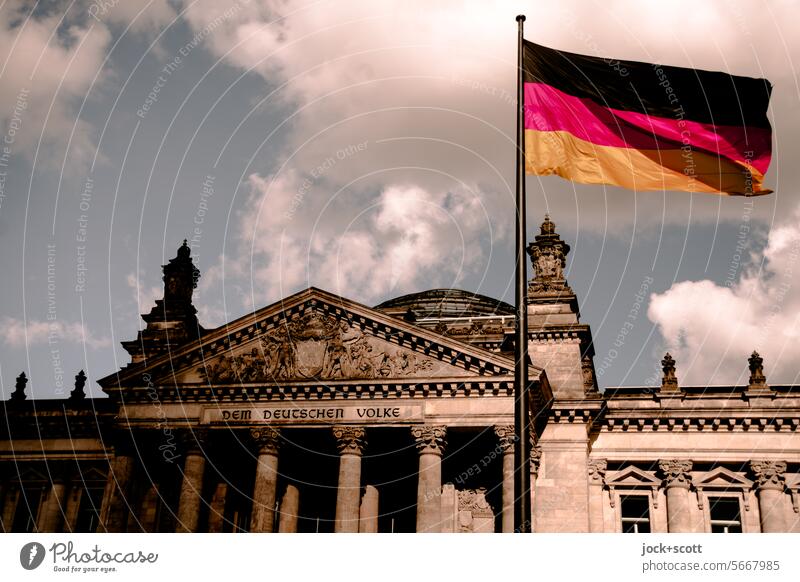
526,215,597,398
527,216,601,533
122,240,203,364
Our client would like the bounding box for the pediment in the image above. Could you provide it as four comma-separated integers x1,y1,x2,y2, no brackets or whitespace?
178,310,474,384
695,467,753,490
607,466,661,488
14,467,48,482
101,287,542,390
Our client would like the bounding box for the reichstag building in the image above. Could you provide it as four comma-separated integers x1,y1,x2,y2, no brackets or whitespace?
2,217,798,533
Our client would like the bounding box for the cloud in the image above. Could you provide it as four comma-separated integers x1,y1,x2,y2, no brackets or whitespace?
0,316,111,350
317,183,491,297
126,271,162,320
173,1,800,337
90,0,177,35
648,210,800,385
0,2,111,166
182,0,800,233
0,0,179,167
221,171,497,310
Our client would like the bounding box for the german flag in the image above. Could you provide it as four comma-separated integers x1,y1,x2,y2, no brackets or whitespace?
523,41,773,195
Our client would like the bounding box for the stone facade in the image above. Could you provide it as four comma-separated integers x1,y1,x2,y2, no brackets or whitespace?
1,219,799,533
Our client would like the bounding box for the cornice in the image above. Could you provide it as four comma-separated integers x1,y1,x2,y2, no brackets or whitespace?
598,414,800,433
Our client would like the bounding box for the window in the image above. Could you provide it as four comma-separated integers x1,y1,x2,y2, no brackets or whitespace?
620,495,651,533
74,487,105,533
11,485,44,532
709,497,742,533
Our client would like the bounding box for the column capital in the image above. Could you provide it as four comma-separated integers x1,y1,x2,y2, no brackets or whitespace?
250,426,281,455
411,425,447,455
332,426,366,456
493,425,516,453
659,459,693,489
750,460,787,491
178,428,209,455
588,459,607,485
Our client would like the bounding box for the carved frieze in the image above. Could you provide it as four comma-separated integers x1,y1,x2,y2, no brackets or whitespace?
200,311,436,383
446,323,505,337
457,488,494,517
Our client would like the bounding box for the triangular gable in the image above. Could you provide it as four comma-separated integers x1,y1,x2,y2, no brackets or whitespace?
14,467,49,482
607,466,661,488
695,467,753,511
606,465,661,508
74,467,108,483
100,287,544,392
695,467,753,490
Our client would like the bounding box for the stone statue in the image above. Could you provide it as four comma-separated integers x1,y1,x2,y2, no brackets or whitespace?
527,215,572,294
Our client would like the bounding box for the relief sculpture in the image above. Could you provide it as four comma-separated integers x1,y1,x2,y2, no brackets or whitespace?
200,311,434,383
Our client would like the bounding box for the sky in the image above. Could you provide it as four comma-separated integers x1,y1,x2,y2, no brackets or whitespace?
1,0,799,400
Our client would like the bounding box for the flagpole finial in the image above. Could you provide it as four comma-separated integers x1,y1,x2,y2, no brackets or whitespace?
516,14,526,22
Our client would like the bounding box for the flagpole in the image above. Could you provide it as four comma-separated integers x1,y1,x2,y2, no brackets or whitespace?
514,13,532,533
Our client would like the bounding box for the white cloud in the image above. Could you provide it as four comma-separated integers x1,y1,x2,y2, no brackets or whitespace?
0,0,179,166
223,172,496,309
0,316,111,350
648,212,800,385
183,0,800,334
126,271,162,320
0,3,111,166
318,184,490,297
182,0,800,233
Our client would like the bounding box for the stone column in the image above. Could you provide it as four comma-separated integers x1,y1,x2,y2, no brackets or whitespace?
494,425,516,533
0,484,6,532
411,425,447,533
175,429,208,533
138,484,160,532
278,484,300,533
249,427,281,533
333,426,366,533
98,448,135,532
1,487,19,532
588,459,607,533
38,478,67,532
207,482,229,533
751,460,787,533
359,485,379,533
63,486,82,533
659,460,694,533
